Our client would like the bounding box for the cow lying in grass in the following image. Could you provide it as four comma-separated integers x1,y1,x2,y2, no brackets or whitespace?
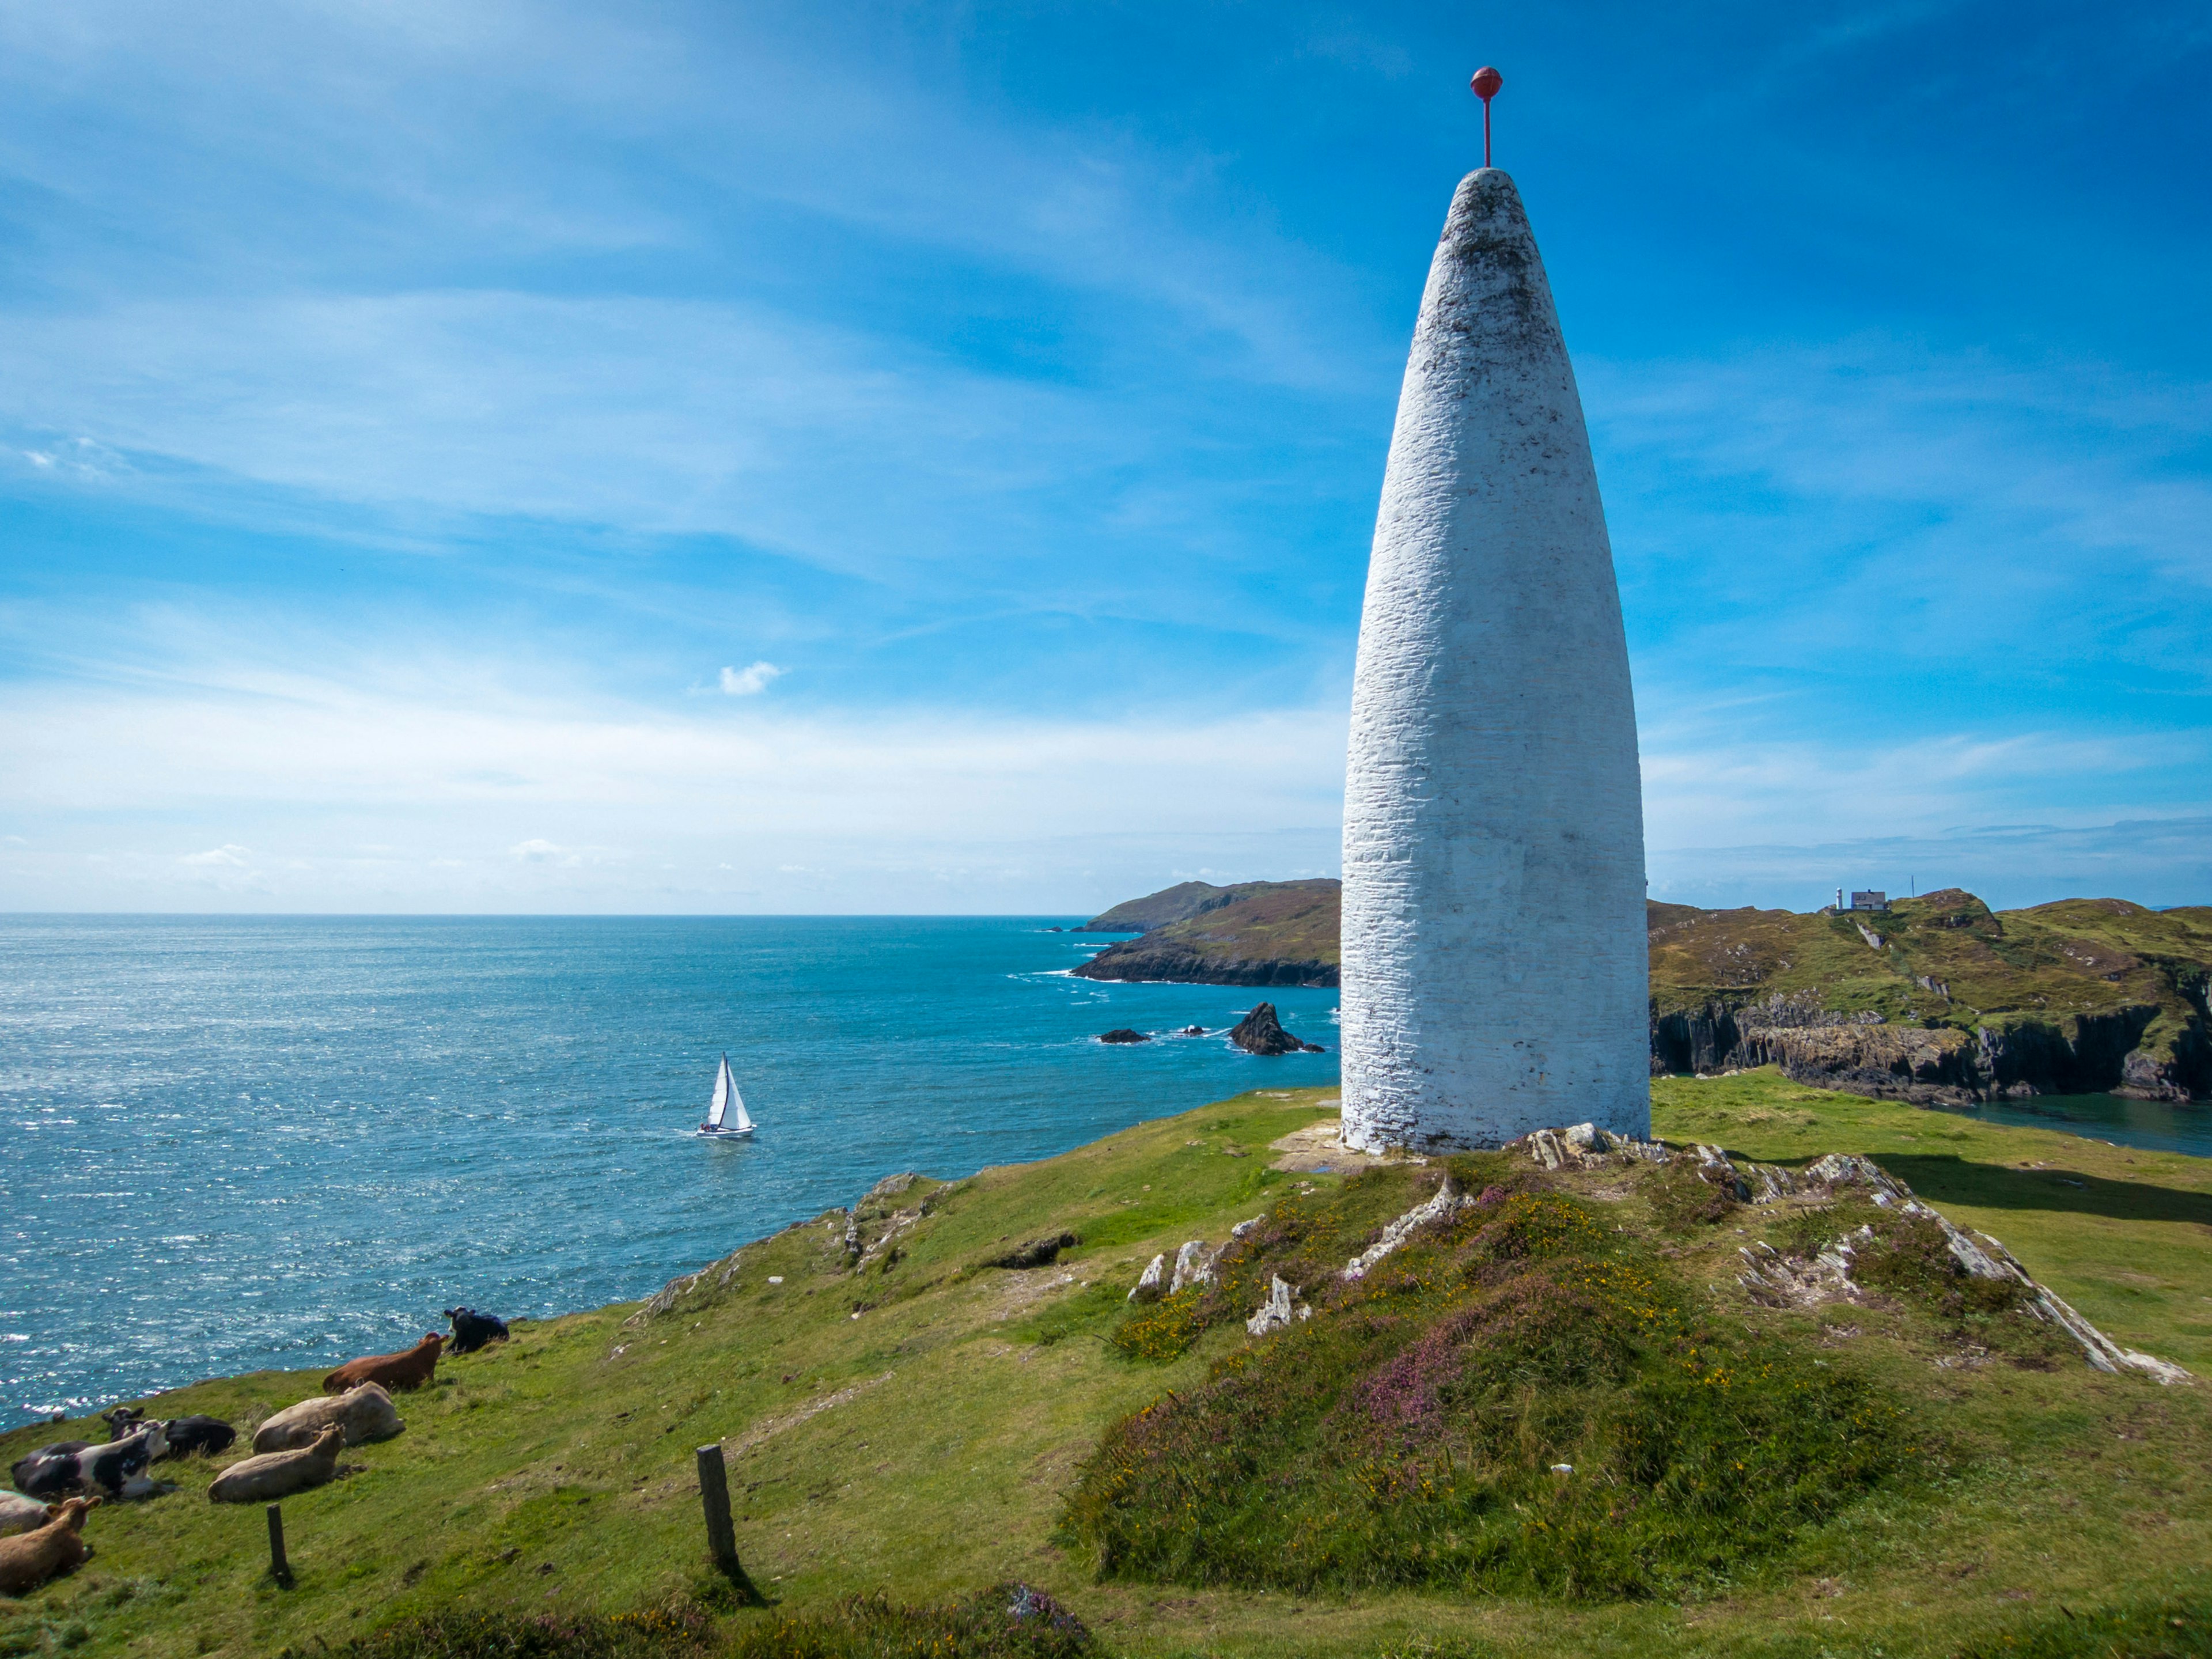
442,1306,509,1354
0,1497,99,1595
0,1491,51,1537
101,1408,236,1459
207,1424,344,1504
8,1442,87,1497
324,1333,443,1394
10,1426,169,1501
253,1383,404,1453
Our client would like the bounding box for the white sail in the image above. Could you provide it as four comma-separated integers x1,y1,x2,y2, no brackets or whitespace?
707,1054,732,1129
730,1082,755,1134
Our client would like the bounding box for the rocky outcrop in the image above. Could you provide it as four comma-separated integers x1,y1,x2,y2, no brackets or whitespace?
1650,991,2194,1105
1647,892,2212,1101
1168,1241,1215,1293
1097,1028,1150,1044
1127,1255,1166,1303
1341,1179,1472,1281
1503,1127,2192,1386
1244,1275,1309,1336
1077,942,1339,988
1228,1003,1324,1056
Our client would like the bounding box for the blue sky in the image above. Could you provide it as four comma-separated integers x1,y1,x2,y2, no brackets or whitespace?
1,1,2206,914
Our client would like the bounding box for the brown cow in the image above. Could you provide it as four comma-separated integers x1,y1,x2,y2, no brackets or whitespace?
323,1332,444,1394
0,1497,99,1596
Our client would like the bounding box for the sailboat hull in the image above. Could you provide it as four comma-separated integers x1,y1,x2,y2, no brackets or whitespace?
695,1124,754,1138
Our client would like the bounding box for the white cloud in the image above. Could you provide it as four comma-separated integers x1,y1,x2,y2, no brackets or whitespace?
1648,816,2212,914
0,643,1349,911
719,661,784,696
178,843,250,867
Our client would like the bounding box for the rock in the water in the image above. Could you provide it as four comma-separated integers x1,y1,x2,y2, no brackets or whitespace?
1229,1003,1323,1056
986,1233,1078,1271
1127,1254,1166,1302
1180,1025,1207,1036
1098,1028,1150,1045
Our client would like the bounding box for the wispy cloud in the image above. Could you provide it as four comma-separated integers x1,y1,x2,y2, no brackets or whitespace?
719,662,784,696
178,843,250,868
0,632,1350,911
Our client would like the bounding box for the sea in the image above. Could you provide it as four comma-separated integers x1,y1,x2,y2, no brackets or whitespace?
6,916,2207,1433
0,915,1340,1430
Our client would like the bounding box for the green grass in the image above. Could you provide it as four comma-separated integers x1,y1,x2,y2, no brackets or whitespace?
2,1075,2208,1659
1066,1175,1917,1598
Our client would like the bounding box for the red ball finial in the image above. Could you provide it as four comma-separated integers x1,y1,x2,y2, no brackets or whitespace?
1470,66,1503,167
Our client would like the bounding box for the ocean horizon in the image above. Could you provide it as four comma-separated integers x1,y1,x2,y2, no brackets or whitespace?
0,914,1340,1429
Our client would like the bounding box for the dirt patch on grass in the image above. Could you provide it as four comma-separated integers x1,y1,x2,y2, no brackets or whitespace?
1268,1116,1416,1175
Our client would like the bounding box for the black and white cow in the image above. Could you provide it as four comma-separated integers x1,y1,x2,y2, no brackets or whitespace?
13,1425,168,1501
102,1407,234,1458
442,1306,510,1355
9,1443,89,1497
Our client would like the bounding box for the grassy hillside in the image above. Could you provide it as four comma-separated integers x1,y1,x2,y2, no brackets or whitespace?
1074,885,1340,987
1081,880,1340,935
5,1073,2207,1658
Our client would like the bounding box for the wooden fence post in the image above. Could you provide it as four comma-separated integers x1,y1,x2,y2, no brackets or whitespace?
694,1442,766,1604
266,1503,294,1588
696,1444,738,1571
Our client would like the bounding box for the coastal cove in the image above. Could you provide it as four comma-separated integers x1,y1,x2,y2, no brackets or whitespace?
0,915,1338,1428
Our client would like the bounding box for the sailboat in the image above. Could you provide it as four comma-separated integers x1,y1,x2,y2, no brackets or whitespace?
696,1052,756,1138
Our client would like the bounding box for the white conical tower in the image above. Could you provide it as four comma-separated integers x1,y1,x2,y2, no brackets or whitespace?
1339,165,1648,1153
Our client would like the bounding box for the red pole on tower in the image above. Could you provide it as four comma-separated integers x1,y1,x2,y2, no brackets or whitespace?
1470,66,1503,168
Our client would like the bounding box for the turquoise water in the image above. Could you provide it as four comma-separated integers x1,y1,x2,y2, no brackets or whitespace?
0,916,1340,1429
1937,1091,2212,1160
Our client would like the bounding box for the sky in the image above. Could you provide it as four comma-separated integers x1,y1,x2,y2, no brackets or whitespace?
1,0,2207,916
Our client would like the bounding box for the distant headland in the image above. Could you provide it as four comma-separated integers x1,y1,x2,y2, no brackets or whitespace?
1072,878,1341,988
1072,880,2212,1104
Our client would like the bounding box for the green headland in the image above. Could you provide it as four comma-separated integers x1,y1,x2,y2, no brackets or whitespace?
3,1069,2207,1658
1072,882,2212,1105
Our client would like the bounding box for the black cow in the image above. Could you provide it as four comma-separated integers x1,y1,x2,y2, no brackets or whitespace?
442,1306,510,1355
103,1407,234,1457
16,1425,168,1500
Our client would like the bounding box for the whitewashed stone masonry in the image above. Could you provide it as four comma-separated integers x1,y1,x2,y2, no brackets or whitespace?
1340,168,1649,1153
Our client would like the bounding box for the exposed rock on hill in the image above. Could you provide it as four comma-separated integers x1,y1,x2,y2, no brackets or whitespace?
1073,880,1339,987
1649,891,2212,1104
